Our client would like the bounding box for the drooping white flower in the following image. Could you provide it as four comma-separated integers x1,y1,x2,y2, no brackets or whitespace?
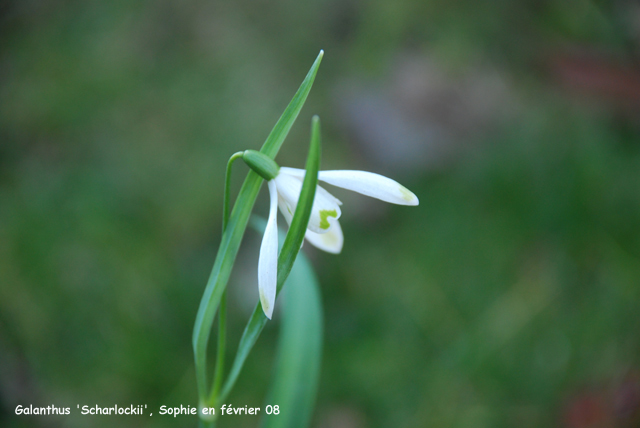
258,166,418,318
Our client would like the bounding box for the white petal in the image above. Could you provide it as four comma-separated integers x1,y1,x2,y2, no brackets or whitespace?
318,170,418,205
281,167,418,206
258,180,279,319
273,171,304,214
278,166,306,178
279,167,343,205
277,194,294,225
304,220,344,254
319,170,419,205
274,170,342,234
276,194,307,250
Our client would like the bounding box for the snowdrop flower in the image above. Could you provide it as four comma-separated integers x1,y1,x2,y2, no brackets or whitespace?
243,150,419,318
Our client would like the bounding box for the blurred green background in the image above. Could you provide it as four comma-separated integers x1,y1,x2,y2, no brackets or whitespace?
2,0,640,427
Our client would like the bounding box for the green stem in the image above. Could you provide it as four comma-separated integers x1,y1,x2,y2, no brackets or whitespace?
210,290,226,403
199,419,214,428
223,152,244,232
207,152,241,406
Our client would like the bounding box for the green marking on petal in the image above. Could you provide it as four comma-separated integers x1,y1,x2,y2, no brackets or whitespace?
399,185,416,202
319,209,338,230
321,231,338,246
259,289,270,313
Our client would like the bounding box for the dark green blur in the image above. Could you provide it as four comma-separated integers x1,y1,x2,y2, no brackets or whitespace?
1,1,639,427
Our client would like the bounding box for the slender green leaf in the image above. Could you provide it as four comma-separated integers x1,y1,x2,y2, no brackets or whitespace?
218,116,322,404
261,252,323,428
259,55,323,159
193,51,324,402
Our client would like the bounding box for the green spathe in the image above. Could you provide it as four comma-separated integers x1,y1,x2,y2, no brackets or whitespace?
243,150,280,180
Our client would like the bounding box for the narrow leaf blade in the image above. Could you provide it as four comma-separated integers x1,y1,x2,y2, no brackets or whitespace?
261,52,324,158
261,253,323,428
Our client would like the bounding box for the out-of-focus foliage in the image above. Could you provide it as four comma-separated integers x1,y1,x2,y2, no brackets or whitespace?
1,0,639,427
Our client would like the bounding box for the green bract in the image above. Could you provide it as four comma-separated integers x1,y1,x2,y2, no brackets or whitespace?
243,150,281,180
